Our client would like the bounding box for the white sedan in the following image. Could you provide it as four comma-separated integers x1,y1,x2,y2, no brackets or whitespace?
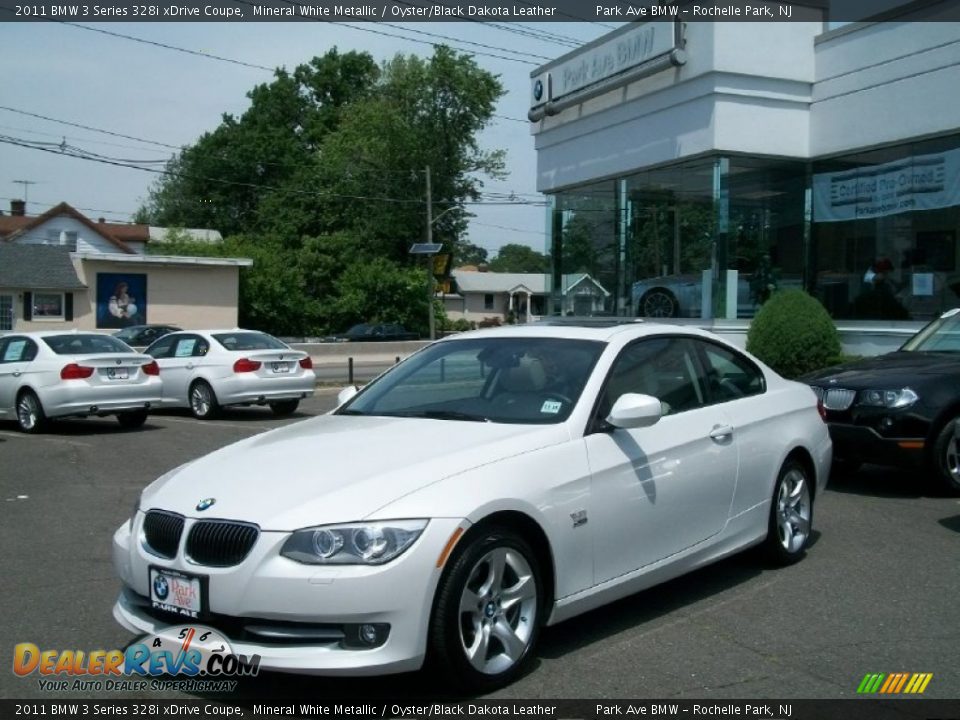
113,323,831,690
144,329,316,419
0,331,162,433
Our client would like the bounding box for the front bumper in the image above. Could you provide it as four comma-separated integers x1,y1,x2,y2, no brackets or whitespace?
112,515,464,675
828,423,927,469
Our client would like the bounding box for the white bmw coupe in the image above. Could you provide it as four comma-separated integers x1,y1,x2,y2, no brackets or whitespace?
113,322,831,690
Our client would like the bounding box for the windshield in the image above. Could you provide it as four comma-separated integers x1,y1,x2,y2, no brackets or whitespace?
339,336,604,424
113,327,140,340
43,334,134,355
212,332,287,351
901,310,960,352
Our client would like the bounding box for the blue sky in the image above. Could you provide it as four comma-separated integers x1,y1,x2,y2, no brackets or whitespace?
0,21,616,257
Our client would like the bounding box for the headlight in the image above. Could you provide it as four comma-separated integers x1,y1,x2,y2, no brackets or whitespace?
280,520,428,565
858,387,918,409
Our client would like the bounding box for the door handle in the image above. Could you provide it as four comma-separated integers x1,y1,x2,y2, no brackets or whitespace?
709,424,734,442
186,363,195,370
13,371,21,377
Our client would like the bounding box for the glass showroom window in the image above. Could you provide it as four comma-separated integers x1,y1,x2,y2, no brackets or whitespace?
811,133,960,321
33,293,64,319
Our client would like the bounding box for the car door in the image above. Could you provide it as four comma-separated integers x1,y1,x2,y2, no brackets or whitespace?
584,336,739,584
0,337,39,418
0,336,18,417
159,335,209,404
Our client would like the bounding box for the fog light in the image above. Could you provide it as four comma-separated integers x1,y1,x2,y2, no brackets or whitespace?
359,624,379,645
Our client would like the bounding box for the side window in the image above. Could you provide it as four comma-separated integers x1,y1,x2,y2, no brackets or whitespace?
1,337,28,363
192,338,210,357
601,337,705,418
146,335,177,359
0,337,12,363
173,336,201,358
699,341,766,403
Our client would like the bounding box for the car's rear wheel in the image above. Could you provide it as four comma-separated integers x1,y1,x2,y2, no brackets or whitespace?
931,418,960,496
117,410,149,429
763,459,813,565
638,288,678,318
430,527,542,692
189,380,220,420
269,399,300,417
16,390,47,434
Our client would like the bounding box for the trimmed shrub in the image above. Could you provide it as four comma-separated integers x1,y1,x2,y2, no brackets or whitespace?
746,289,841,379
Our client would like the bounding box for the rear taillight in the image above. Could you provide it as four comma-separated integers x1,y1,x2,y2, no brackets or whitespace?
60,363,94,380
142,361,160,376
817,399,827,422
233,358,262,373
299,357,313,370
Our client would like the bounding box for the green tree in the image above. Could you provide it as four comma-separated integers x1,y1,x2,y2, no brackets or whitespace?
456,242,489,267
327,258,432,336
138,46,506,336
488,243,550,273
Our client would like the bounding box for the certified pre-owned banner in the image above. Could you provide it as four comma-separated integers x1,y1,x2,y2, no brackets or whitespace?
813,147,960,223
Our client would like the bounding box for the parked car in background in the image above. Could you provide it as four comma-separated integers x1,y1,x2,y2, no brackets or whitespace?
144,329,315,419
113,324,182,348
330,323,419,342
806,307,960,495
113,322,830,690
0,332,161,433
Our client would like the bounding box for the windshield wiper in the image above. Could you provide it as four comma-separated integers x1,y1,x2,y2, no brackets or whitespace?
388,410,491,422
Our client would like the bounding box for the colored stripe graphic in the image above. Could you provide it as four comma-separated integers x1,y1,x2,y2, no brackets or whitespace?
858,673,932,694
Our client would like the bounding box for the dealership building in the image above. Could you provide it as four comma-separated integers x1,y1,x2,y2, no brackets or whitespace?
529,3,960,348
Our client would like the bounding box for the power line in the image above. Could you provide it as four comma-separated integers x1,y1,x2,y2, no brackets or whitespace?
0,133,547,208
61,23,276,72
0,105,180,150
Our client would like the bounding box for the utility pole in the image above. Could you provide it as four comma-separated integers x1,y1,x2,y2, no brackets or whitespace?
425,165,436,341
11,179,38,213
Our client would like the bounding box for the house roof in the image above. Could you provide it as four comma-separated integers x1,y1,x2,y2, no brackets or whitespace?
0,244,86,290
0,202,139,253
452,270,609,296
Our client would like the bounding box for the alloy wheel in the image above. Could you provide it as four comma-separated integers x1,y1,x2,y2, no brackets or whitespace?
775,467,812,554
642,291,676,318
191,383,212,417
458,547,538,675
17,393,39,431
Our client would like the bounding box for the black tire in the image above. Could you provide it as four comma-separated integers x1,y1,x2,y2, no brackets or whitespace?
117,410,149,429
762,459,814,566
429,527,543,692
269,399,300,417
930,418,960,497
16,390,47,434
188,380,220,420
638,288,678,318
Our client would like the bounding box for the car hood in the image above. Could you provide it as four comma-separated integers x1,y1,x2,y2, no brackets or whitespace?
141,415,568,530
804,351,960,388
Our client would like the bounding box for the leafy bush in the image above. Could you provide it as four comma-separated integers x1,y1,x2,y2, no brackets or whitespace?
746,289,841,379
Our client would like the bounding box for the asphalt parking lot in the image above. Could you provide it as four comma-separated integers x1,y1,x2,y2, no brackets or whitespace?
2,391,959,702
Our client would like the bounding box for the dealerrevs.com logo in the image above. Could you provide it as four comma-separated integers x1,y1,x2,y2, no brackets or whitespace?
13,626,260,692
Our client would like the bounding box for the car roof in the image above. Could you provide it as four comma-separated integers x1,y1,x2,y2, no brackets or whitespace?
438,320,724,344
3,330,123,339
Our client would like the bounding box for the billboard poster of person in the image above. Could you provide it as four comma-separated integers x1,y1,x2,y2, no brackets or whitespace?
97,273,147,328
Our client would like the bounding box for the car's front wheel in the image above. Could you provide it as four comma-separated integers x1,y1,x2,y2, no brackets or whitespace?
430,527,543,692
269,399,299,417
189,380,220,420
931,418,960,496
16,390,47,434
763,459,813,565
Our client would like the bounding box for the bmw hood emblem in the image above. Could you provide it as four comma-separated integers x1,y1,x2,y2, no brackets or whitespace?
196,498,216,511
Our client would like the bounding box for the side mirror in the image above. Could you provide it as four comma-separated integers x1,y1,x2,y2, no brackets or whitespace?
606,393,663,429
336,385,359,406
